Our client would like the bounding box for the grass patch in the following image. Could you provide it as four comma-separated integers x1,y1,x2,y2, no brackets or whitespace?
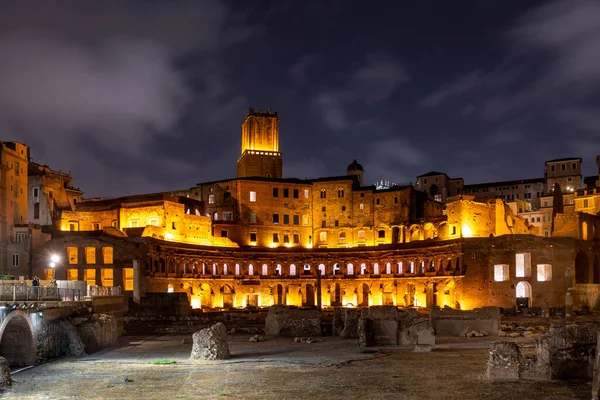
216,392,227,397
149,359,177,365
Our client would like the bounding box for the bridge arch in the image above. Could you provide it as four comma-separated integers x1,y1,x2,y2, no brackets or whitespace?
0,310,36,366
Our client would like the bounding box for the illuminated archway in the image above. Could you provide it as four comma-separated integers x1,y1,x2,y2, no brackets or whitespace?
0,310,36,366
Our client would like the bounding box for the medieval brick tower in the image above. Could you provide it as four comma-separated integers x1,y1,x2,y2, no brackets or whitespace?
237,107,282,179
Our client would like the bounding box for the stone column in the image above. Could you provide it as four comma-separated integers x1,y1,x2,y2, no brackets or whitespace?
133,260,141,305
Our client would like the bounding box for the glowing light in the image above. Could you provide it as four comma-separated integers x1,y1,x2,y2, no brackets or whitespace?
165,233,174,240
190,298,201,309
167,286,174,293
50,254,60,263
306,243,313,249
461,224,473,238
269,243,277,248
49,262,56,268
285,243,292,248
345,303,354,308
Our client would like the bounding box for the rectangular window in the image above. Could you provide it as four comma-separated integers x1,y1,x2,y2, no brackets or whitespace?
130,220,139,228
303,216,310,225
14,161,19,176
283,188,289,198
172,222,176,230
273,214,279,224
67,247,78,264
584,199,589,207
250,232,257,242
494,264,509,282
293,234,300,243
84,269,96,287
319,231,327,242
360,203,364,210
123,268,134,291
220,230,228,238
33,202,40,219
101,268,114,287
515,253,531,277
293,189,299,198
451,225,457,235
222,212,233,221
250,191,257,202
537,264,552,281
93,223,100,230
85,247,96,264
572,162,576,169
283,214,290,224
250,213,257,223
33,187,39,198
378,230,385,238
273,188,279,197
273,233,279,243
321,220,326,228
102,247,113,264
293,215,299,225
148,218,158,226
11,253,19,267
334,220,339,227
304,189,309,198
15,232,27,244
283,234,289,243
67,269,78,281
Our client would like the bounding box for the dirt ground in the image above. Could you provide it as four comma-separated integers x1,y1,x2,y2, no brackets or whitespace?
1,335,591,400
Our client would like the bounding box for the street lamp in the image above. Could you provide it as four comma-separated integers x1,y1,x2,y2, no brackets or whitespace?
50,254,60,263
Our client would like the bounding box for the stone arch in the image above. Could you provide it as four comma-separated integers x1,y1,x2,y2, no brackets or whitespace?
358,283,370,307
318,264,326,276
423,223,436,240
392,227,400,244
304,284,315,307
385,262,392,274
221,284,235,308
330,283,342,306
382,283,395,306
516,281,532,307
275,284,285,305
200,283,212,308
410,225,421,241
347,263,355,275
575,251,591,284
0,310,36,366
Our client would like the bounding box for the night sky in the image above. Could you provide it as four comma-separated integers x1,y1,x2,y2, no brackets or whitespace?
1,0,599,197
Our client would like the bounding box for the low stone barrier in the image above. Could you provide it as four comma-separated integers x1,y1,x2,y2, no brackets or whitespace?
430,306,500,336
265,306,321,337
357,306,435,347
486,322,599,382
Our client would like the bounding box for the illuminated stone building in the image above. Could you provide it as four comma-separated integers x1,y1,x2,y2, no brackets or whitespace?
28,109,600,313
0,141,30,276
415,171,463,203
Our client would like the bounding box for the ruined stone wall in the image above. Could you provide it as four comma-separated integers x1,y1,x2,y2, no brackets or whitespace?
460,236,578,309
430,306,500,336
61,209,118,231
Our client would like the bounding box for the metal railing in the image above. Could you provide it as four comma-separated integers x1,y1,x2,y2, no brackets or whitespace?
0,282,83,302
87,285,122,297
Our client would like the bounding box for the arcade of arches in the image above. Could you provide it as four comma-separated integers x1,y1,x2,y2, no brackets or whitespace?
146,243,466,309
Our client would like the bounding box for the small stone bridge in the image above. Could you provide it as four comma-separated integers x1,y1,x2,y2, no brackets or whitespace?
0,283,124,367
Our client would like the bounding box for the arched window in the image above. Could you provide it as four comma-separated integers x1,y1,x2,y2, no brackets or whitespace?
208,194,215,204
347,263,354,275
385,262,391,274
290,264,297,275
338,188,345,198
235,263,240,275
339,232,346,241
320,189,327,199
360,263,367,275
373,263,379,275
261,264,268,276
248,264,254,275
319,264,326,275
358,230,365,239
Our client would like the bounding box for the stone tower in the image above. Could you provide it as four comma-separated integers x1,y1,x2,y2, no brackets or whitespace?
346,159,364,186
237,108,282,179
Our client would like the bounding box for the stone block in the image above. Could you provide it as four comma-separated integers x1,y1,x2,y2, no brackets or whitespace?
265,306,321,338
358,318,375,347
486,341,521,381
191,322,230,360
